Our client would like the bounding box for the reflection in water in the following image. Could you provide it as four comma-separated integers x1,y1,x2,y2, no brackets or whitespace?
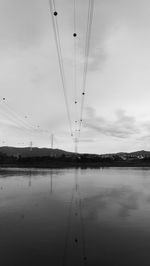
50,171,53,194
62,169,87,265
83,187,140,220
28,170,32,187
1,168,150,265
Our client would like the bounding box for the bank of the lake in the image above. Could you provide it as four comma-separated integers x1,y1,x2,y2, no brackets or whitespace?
0,158,150,168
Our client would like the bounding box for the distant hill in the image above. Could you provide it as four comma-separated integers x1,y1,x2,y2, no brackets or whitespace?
0,146,150,161
127,150,150,157
0,146,74,158
0,146,150,167
101,150,150,160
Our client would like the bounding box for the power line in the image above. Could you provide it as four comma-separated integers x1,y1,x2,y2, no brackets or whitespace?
0,98,45,147
49,0,73,137
79,0,95,134
2,98,38,131
73,0,79,152
0,105,26,130
73,0,77,106
0,99,33,131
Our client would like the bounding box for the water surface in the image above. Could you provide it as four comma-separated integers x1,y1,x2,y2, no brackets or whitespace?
0,167,150,266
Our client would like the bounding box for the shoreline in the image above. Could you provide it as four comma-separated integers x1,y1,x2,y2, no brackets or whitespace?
0,160,150,168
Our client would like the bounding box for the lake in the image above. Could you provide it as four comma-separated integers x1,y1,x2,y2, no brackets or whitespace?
0,167,150,266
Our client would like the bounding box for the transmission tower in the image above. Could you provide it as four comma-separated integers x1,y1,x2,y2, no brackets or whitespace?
51,134,54,149
30,141,33,151
75,137,78,153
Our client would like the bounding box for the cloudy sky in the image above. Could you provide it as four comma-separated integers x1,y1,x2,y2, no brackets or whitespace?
1,0,150,154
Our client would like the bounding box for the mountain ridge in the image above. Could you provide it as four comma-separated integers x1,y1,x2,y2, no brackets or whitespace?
0,146,74,158
0,146,150,159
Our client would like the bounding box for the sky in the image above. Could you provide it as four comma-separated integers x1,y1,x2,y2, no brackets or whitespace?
1,0,150,154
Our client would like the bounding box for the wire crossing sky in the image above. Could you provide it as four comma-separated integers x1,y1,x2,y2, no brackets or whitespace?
79,0,95,133
49,0,73,138
50,0,95,152
1,0,150,153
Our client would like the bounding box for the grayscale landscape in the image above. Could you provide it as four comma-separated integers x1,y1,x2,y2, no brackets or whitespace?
1,0,150,265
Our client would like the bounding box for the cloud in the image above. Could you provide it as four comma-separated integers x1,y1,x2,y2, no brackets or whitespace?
143,121,150,131
88,50,107,71
135,121,150,142
0,0,48,49
78,138,95,143
83,186,140,221
74,0,150,72
138,135,150,142
84,107,139,139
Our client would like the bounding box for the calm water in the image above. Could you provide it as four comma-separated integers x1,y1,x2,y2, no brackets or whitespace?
1,167,150,266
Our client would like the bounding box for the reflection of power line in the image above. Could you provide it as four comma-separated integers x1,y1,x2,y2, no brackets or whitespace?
74,168,87,264
50,171,53,194
75,168,78,192
28,171,32,187
78,191,87,264
62,169,87,265
62,190,74,266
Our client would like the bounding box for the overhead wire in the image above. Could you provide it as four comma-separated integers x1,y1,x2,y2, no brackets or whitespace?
0,98,45,147
48,2,92,264
0,99,33,131
0,105,27,130
3,99,52,136
3,102,34,131
73,0,79,152
73,0,77,108
79,0,95,135
49,0,94,148
49,0,73,137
